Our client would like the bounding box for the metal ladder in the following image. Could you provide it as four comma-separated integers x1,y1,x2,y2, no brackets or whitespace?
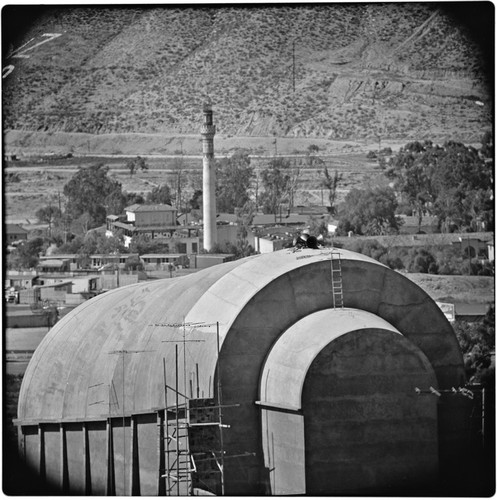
331,251,344,308
164,410,193,496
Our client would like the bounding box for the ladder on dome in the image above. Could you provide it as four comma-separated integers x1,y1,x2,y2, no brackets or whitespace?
330,251,344,308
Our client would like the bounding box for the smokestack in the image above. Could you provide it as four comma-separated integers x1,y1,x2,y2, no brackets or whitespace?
201,97,217,251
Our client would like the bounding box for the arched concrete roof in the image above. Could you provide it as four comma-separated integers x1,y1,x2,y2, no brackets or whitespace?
18,248,464,425
259,308,402,410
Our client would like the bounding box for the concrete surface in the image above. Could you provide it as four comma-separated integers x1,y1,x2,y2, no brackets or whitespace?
16,248,466,495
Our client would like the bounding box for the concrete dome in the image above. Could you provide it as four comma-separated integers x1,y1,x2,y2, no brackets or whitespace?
16,248,467,495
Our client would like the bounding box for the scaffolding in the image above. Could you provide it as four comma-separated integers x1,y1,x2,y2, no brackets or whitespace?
160,322,230,496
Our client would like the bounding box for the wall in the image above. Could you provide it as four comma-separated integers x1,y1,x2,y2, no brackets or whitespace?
135,210,175,227
303,330,438,495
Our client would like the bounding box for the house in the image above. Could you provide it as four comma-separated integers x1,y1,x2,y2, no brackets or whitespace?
5,224,28,244
189,254,235,269
452,235,493,261
125,204,177,227
141,254,189,270
35,281,73,303
71,276,100,295
39,254,80,271
37,259,71,273
454,303,491,322
107,204,201,251
4,271,39,289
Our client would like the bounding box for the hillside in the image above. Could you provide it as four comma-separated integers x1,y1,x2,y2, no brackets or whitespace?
2,4,492,150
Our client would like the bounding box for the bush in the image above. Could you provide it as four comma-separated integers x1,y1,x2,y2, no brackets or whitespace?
406,248,437,273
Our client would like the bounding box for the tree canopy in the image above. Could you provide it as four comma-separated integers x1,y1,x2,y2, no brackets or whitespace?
63,164,124,228
126,156,149,176
146,184,173,205
386,139,493,232
337,186,400,236
36,205,62,236
216,152,254,213
321,167,343,214
259,158,292,220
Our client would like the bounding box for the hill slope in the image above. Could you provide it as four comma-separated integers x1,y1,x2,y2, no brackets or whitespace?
2,5,492,143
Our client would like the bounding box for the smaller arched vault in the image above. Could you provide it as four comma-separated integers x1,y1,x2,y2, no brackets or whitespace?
17,248,467,495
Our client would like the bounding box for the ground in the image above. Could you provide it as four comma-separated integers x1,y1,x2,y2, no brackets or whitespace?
402,272,494,305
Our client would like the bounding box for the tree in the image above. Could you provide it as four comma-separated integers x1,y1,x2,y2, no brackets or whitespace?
7,237,46,269
321,167,343,214
126,156,149,177
386,141,436,232
146,184,172,205
63,164,123,227
454,306,495,382
189,189,203,210
235,200,256,245
387,139,493,232
128,233,170,254
216,152,254,213
337,187,400,236
70,212,93,236
35,205,62,237
259,158,291,222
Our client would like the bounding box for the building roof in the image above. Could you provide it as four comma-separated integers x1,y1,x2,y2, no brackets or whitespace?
454,303,490,316
5,224,28,234
18,248,463,425
112,221,136,231
217,213,309,226
140,253,187,259
125,204,175,212
34,280,73,289
37,260,67,268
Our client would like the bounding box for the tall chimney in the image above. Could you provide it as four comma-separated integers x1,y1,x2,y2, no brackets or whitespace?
201,97,217,251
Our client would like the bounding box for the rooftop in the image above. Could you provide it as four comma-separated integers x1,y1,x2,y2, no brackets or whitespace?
125,204,176,212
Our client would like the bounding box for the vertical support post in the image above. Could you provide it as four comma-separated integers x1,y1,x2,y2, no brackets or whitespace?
83,422,91,495
157,410,165,496
106,418,115,496
163,358,171,494
482,387,485,449
131,416,140,496
38,424,45,481
196,363,200,399
216,321,225,496
122,352,126,496
175,344,180,496
59,423,66,492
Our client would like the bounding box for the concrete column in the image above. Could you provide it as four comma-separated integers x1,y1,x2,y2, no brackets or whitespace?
203,154,217,250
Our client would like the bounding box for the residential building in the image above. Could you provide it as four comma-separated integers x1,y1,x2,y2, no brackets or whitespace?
5,224,28,244
106,204,201,252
